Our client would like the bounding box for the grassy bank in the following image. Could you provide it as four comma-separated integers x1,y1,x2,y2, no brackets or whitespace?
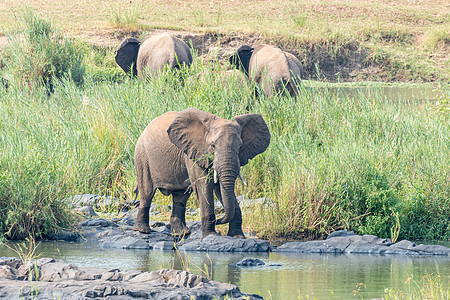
0,11,449,241
0,1,449,82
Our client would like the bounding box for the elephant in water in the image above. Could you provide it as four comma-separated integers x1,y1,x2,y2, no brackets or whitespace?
133,108,270,239
229,44,303,97
115,32,193,78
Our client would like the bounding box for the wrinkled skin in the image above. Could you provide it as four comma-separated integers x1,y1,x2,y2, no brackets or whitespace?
133,108,270,239
229,44,303,97
115,33,192,78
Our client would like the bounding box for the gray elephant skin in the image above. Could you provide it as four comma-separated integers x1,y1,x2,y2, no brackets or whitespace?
133,108,270,239
230,44,303,97
115,33,193,78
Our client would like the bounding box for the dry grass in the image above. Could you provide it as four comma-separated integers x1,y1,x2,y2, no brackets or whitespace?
0,0,448,82
0,0,447,36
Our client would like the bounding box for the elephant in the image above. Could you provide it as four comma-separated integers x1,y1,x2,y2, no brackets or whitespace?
115,32,193,78
229,44,303,97
133,108,270,239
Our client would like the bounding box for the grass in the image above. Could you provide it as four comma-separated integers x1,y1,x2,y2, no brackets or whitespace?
384,273,449,300
1,57,449,240
0,10,449,241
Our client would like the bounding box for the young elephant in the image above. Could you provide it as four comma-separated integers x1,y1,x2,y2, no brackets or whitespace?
229,44,303,97
115,32,193,78
133,108,270,239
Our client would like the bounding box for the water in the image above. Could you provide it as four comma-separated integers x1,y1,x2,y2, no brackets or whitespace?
305,83,441,104
1,241,449,299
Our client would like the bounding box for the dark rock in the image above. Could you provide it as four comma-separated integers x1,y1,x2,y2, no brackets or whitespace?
274,231,450,256
150,221,167,228
179,235,270,252
48,230,80,242
79,218,118,227
232,258,266,267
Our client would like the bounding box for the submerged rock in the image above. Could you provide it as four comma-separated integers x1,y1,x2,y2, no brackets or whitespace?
232,258,266,267
0,257,263,299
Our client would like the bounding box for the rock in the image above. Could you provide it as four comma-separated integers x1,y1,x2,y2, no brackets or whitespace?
274,231,450,256
179,235,270,252
79,218,118,227
232,258,266,267
326,230,355,239
48,230,80,242
237,195,274,209
153,241,175,251
75,205,97,217
0,257,263,299
0,265,16,280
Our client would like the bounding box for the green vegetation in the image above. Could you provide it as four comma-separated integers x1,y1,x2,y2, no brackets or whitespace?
1,8,85,90
384,273,449,300
0,11,449,241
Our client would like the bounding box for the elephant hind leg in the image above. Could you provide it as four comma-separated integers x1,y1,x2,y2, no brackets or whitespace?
133,161,155,234
170,189,192,237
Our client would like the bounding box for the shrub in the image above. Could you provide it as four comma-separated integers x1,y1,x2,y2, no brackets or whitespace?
1,9,85,90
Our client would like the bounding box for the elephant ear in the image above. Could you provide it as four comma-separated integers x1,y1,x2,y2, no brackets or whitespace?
115,37,141,76
234,114,271,166
229,45,253,76
167,108,216,169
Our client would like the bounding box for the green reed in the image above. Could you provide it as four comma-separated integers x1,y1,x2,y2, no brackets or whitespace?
0,39,448,240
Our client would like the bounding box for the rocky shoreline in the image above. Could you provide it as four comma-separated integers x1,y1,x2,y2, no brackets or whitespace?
62,194,450,256
0,257,262,299
1,195,449,299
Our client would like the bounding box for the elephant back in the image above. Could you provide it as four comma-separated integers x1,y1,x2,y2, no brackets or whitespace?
250,45,291,96
136,33,192,78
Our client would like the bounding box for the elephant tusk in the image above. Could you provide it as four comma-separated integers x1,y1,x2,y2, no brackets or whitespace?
239,173,247,186
214,170,218,184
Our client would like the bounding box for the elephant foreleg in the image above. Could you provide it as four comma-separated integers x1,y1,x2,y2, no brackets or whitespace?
213,185,245,239
171,190,192,237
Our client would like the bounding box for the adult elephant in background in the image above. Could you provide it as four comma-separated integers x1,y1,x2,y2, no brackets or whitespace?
229,44,303,97
115,32,193,78
133,108,270,239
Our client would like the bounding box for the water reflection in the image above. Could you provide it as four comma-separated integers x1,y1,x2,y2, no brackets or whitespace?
0,241,448,299
304,84,440,103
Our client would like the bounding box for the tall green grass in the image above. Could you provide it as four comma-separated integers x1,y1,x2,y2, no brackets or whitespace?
0,55,448,240
1,9,84,90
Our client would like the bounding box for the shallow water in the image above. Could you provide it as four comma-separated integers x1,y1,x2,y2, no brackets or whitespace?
305,84,441,104
1,241,449,299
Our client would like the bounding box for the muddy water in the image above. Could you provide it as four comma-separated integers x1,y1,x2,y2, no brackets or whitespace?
1,241,449,299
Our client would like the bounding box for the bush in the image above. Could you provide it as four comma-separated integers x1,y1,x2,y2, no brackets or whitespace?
1,9,85,90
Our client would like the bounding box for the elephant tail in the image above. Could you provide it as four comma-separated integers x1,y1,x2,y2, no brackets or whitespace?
287,79,299,97
133,184,139,202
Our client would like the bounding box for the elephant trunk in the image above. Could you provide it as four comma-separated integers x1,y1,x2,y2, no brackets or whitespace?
214,159,239,225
